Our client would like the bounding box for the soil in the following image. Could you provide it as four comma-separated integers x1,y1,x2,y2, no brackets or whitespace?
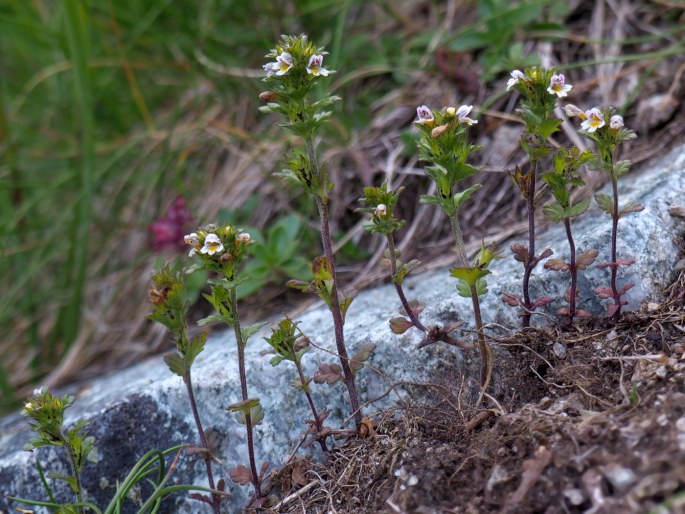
263,274,685,514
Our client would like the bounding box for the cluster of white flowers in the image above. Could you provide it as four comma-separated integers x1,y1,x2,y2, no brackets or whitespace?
413,105,478,127
183,231,251,257
505,69,573,98
564,104,625,133
264,52,329,78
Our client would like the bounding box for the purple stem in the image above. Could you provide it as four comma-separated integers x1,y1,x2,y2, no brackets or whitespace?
386,234,426,332
294,358,329,452
522,159,538,328
230,291,262,499
563,218,577,321
184,367,221,514
316,196,363,431
609,167,621,320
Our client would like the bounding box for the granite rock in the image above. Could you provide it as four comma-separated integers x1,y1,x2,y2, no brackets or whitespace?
1,146,684,513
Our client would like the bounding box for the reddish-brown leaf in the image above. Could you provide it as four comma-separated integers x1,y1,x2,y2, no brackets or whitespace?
532,296,555,308
229,464,253,485
313,363,343,384
545,258,569,272
575,309,592,318
399,300,425,317
576,249,599,270
594,287,613,299
510,243,529,265
389,317,413,334
502,293,521,307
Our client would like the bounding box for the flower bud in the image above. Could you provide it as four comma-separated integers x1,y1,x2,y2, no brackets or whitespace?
564,104,583,118
259,91,277,102
431,123,451,138
374,204,388,216
236,232,251,244
610,115,624,130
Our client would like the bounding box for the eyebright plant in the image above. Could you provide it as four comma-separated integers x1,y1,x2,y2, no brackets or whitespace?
260,34,365,432
565,106,641,319
504,67,570,327
358,184,471,350
413,104,495,398
265,317,331,451
184,225,269,505
540,147,597,321
147,265,223,513
21,387,95,514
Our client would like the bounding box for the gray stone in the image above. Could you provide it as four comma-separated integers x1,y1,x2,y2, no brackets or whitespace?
1,145,684,513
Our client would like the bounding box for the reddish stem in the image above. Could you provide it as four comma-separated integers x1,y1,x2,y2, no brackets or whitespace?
563,218,577,321
386,234,427,332
609,169,621,320
184,367,221,514
522,159,538,328
231,292,262,499
294,358,329,452
316,196,363,431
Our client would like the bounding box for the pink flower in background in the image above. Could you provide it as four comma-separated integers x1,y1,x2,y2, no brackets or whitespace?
149,196,195,252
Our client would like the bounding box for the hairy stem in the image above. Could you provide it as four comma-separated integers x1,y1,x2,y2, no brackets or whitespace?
294,358,329,452
522,158,538,329
469,284,492,405
609,163,621,320
448,214,469,268
183,367,221,514
563,218,577,321
386,234,427,332
59,435,84,514
230,289,262,499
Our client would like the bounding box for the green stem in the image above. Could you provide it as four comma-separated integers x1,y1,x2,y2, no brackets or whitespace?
469,284,492,405
59,434,84,514
448,213,469,268
229,289,262,499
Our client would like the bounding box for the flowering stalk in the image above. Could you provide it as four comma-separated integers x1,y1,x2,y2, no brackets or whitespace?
22,387,95,514
186,226,267,503
358,184,471,349
566,107,641,319
148,265,221,513
260,34,363,432
504,68,569,327
413,104,496,396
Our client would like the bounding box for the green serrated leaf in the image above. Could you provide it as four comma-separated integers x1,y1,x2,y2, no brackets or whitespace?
452,184,482,211
270,355,285,367
565,199,591,219
163,352,186,378
197,313,231,327
47,472,78,493
449,266,490,286
543,202,566,222
241,322,267,345
594,192,615,215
